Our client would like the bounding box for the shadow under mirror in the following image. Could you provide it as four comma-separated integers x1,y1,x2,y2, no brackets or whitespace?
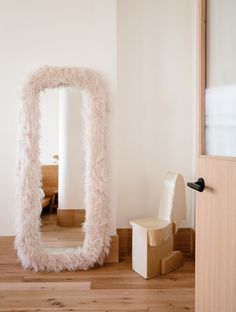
39,87,85,252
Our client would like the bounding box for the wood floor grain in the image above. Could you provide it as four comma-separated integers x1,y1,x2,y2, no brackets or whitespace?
0,214,195,312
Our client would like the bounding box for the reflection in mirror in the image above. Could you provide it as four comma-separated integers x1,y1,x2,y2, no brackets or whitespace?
39,87,85,251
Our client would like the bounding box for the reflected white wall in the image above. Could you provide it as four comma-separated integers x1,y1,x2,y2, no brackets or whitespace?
58,88,85,210
40,89,59,164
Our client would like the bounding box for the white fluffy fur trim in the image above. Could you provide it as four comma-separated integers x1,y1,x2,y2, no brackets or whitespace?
15,66,110,272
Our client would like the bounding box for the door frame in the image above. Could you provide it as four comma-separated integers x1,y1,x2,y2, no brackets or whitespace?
198,0,206,157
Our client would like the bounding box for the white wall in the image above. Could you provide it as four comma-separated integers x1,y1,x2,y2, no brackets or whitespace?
0,0,117,235
0,0,195,235
116,0,195,228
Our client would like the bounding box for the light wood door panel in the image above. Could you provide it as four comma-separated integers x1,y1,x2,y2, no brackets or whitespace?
196,157,236,311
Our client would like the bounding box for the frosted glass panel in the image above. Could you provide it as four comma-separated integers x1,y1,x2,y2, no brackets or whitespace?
205,0,236,157
205,86,236,156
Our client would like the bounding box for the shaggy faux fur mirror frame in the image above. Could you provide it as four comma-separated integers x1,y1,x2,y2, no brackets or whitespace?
15,66,110,272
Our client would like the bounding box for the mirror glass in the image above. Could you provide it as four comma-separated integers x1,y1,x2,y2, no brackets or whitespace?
39,87,85,251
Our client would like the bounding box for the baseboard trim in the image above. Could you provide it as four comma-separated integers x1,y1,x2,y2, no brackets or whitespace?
117,228,132,256
1,228,193,265
56,212,195,258
1,235,119,264
104,234,119,263
117,228,195,257
57,209,85,227
173,228,195,257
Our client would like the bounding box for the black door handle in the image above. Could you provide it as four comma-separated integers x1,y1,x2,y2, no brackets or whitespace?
187,178,205,192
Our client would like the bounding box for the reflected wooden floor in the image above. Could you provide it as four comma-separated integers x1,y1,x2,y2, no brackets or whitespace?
41,212,84,249
0,215,195,312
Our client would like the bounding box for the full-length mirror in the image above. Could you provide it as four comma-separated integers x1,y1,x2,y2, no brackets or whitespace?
15,67,110,271
39,87,85,251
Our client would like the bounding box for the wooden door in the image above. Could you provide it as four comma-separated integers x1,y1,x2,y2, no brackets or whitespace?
195,0,236,311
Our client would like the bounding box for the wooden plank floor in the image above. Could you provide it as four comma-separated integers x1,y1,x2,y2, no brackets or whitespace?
0,213,195,312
